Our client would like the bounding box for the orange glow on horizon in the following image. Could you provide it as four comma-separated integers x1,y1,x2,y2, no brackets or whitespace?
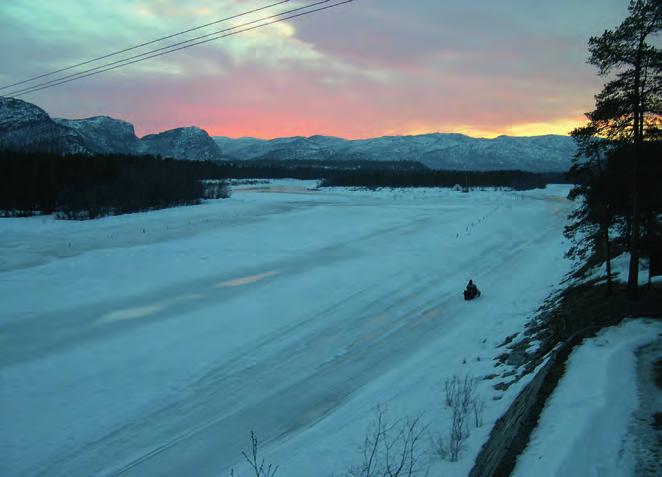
402,117,586,139
202,116,586,140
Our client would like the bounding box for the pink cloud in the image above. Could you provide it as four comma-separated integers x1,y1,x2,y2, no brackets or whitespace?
5,0,628,139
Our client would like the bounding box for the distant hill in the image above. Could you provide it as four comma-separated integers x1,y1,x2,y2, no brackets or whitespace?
0,97,222,161
0,97,90,155
0,96,575,171
54,116,139,155
139,127,222,162
214,133,576,172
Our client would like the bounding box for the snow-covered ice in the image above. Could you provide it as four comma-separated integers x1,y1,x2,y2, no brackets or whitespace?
512,319,662,477
0,182,574,476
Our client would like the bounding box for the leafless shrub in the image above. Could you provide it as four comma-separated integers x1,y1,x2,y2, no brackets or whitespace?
230,431,278,477
347,406,430,477
436,375,484,462
472,399,485,428
444,375,477,413
432,404,470,462
202,179,231,199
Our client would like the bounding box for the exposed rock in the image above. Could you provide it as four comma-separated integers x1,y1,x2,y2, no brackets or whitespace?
54,116,139,155
0,97,221,161
0,97,89,154
139,127,223,161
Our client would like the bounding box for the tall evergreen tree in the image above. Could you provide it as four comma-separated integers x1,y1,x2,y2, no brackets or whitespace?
579,0,661,297
566,126,621,294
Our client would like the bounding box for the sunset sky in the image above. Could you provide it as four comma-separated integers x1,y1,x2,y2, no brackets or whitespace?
0,0,629,139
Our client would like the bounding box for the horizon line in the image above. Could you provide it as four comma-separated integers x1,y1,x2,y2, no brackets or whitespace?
211,131,573,141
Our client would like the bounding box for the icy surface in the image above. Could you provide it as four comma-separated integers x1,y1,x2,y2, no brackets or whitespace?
0,182,574,476
512,319,662,477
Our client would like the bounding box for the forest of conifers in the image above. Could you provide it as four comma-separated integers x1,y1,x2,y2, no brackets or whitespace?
0,150,569,220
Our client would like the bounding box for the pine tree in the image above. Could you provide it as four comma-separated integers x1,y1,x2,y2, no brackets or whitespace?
580,0,661,297
566,126,620,294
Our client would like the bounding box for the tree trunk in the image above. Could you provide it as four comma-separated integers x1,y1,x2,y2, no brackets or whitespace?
628,172,640,298
603,223,613,295
627,43,644,299
646,211,655,290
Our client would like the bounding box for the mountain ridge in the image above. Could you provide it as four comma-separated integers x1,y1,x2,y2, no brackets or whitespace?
213,132,576,172
0,96,575,171
0,97,223,161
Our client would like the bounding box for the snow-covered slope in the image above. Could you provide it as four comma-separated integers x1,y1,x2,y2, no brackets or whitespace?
54,116,139,155
213,136,273,159
214,133,576,172
417,134,577,171
139,126,223,161
0,97,89,154
513,319,662,477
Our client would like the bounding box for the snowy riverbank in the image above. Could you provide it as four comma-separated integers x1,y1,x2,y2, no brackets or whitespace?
513,319,662,477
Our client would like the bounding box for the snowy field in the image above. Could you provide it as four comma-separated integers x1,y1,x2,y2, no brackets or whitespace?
1,181,574,476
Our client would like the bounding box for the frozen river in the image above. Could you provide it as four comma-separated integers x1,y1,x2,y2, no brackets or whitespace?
1,182,573,476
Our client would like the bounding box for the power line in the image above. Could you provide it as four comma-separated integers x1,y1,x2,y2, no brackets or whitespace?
7,0,351,97
8,0,332,96
0,0,291,92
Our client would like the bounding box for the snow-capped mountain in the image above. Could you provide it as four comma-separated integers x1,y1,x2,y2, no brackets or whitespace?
215,133,577,172
0,97,222,161
1,96,575,171
0,97,89,155
139,127,222,161
54,116,139,155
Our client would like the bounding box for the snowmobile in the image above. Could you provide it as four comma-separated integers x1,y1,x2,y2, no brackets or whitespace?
463,286,481,301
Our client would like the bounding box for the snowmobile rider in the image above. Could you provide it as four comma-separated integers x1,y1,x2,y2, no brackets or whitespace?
466,279,478,297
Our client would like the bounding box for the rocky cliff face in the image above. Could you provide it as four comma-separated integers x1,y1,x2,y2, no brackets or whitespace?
139,127,223,161
0,97,222,161
54,116,139,155
0,97,89,154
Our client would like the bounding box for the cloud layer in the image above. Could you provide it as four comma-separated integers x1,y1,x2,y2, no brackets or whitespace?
0,0,629,138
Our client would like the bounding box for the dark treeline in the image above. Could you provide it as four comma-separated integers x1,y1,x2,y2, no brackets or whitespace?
215,159,567,189
222,158,429,171
1,151,567,220
213,158,427,180
0,151,229,219
565,140,662,291
318,169,565,190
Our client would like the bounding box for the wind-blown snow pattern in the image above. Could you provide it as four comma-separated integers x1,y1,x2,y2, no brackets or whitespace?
0,182,574,476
